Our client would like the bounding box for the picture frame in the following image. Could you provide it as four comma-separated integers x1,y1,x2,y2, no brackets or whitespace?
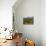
23,17,34,25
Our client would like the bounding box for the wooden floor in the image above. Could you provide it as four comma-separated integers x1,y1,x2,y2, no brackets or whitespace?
0,39,16,46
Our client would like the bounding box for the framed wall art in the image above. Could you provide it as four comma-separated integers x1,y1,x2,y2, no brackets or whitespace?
23,17,34,25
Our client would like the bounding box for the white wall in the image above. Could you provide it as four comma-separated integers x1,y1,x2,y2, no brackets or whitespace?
41,0,46,46
0,0,16,30
13,0,41,46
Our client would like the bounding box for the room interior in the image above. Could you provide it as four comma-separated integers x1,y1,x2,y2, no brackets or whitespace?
0,0,46,46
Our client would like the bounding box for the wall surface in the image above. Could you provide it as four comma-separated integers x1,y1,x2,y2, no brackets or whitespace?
41,0,46,46
13,0,41,46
